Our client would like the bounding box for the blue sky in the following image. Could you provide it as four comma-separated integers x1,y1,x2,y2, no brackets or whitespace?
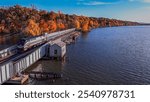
0,0,150,23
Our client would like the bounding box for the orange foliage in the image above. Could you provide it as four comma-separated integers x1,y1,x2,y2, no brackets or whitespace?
24,19,40,36
0,24,5,33
93,20,99,27
0,5,139,36
39,20,57,33
89,20,94,27
74,20,80,29
81,21,89,32
57,23,65,30
39,19,49,33
47,20,57,32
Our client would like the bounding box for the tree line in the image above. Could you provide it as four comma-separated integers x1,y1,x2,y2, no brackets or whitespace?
0,5,139,36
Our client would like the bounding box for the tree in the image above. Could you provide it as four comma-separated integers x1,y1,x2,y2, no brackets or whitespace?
39,19,49,33
47,20,57,32
81,21,89,32
89,20,94,28
57,23,65,30
0,24,5,33
74,20,80,29
24,19,40,36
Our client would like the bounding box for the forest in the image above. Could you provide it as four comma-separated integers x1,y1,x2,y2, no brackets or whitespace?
0,5,139,36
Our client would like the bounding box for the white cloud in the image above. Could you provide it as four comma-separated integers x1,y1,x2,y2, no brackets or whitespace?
143,0,150,2
77,1,114,6
129,0,150,3
83,1,112,5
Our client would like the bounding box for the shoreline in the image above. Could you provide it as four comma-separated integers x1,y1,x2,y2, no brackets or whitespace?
0,24,149,44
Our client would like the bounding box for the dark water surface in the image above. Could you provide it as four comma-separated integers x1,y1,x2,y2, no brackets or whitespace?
0,43,13,50
29,26,150,85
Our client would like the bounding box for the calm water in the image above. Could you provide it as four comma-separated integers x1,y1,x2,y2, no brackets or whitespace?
0,43,13,50
29,26,150,85
0,39,16,50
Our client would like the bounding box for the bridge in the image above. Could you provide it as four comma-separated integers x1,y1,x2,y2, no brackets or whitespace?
0,28,80,85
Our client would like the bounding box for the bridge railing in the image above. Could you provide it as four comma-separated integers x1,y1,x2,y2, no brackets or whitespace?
46,28,76,41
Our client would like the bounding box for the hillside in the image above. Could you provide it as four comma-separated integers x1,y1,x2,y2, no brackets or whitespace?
0,5,139,37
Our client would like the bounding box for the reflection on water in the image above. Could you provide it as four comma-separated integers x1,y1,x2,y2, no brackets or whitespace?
29,26,150,85
0,44,13,50
81,32,88,39
0,36,19,50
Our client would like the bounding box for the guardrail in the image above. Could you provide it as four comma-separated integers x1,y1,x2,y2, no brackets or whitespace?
46,28,76,40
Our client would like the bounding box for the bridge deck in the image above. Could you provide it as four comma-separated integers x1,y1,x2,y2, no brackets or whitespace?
0,28,78,85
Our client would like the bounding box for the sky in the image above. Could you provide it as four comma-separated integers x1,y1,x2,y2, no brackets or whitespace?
0,0,150,23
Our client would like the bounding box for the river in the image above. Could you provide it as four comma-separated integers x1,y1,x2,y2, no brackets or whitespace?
28,26,150,85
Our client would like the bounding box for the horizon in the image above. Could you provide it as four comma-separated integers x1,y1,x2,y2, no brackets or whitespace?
0,0,150,23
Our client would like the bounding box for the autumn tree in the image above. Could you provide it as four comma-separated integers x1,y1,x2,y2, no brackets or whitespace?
81,21,89,32
93,20,99,28
74,20,80,29
0,24,5,33
49,11,57,20
39,19,49,33
57,23,65,30
47,20,57,32
24,19,40,36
